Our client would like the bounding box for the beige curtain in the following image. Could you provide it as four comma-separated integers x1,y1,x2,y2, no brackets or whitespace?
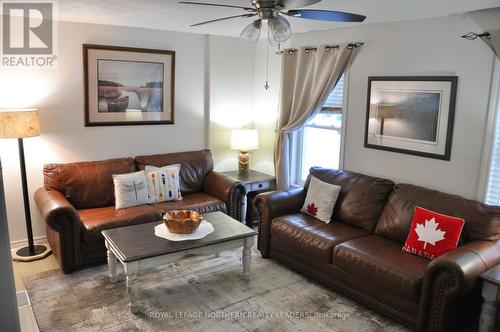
274,44,358,190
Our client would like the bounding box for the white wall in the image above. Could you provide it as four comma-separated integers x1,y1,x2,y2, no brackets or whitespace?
0,21,252,243
209,36,256,172
286,14,496,199
251,40,283,176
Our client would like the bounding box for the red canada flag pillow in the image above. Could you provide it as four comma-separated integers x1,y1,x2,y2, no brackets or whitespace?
402,207,464,260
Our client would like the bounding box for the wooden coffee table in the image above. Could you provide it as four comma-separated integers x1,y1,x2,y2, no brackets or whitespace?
101,211,257,313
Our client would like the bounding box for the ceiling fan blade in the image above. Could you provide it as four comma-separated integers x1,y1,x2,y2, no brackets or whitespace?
283,9,366,22
190,13,257,27
179,1,256,11
277,0,321,9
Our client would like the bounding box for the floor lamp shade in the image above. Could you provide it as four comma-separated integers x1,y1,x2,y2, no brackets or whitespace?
0,109,40,138
0,109,49,261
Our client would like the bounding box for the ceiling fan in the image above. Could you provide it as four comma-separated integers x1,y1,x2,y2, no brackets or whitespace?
179,0,366,43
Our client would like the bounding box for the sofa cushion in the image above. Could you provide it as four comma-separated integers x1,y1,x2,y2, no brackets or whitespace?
79,204,160,242
333,235,429,301
149,192,227,215
135,149,214,194
113,171,150,209
270,213,369,263
375,184,500,244
403,207,464,260
305,167,395,232
44,158,136,209
301,176,341,223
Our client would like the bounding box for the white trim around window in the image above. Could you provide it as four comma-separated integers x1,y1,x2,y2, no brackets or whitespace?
339,68,350,168
477,56,500,202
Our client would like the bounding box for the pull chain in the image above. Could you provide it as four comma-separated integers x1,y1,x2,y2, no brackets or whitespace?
264,41,270,90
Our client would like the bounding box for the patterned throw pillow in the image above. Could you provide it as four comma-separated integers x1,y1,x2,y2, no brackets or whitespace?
145,164,182,203
113,171,150,209
403,206,464,260
301,176,341,223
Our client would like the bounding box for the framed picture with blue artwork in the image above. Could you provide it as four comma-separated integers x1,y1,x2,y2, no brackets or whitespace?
364,76,458,160
84,44,175,126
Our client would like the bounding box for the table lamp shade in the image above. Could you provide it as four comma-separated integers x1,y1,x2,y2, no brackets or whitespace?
231,129,259,152
0,109,40,138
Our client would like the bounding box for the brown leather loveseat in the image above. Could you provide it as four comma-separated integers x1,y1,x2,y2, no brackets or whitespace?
35,149,245,273
255,167,500,331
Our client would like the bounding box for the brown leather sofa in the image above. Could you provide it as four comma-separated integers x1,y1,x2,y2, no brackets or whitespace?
35,149,245,273
255,167,500,331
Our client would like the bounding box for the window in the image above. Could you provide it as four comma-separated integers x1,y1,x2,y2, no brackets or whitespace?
484,60,500,205
296,74,345,183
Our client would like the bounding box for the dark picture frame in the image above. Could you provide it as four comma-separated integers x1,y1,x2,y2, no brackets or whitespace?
83,44,175,126
364,76,458,160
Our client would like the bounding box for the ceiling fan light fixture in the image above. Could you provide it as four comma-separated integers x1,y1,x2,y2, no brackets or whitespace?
240,19,262,42
268,15,292,43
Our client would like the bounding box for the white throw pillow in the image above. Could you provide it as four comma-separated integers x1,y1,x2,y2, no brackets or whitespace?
301,176,341,223
144,164,182,203
113,171,150,210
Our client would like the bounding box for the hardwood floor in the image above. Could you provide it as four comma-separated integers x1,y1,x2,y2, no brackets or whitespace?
11,253,58,332
12,253,58,291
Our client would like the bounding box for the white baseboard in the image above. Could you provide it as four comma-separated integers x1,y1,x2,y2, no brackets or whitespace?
10,236,48,251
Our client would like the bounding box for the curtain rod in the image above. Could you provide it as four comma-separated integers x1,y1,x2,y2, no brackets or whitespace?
280,42,364,55
461,32,490,40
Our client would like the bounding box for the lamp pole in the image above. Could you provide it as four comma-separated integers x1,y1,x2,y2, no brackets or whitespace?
18,137,35,255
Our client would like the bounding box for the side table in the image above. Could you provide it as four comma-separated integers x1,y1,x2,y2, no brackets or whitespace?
222,170,276,227
479,264,500,332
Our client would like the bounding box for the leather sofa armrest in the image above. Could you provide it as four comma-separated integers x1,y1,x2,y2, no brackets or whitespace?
254,188,306,257
424,240,500,295
419,240,500,330
35,188,80,230
203,171,245,221
34,188,81,273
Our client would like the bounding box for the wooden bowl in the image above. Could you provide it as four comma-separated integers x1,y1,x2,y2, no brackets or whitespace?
163,210,203,234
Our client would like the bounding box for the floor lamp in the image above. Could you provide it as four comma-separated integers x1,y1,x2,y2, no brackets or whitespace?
0,109,51,261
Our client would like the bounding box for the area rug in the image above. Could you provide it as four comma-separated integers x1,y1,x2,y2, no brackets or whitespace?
24,247,408,332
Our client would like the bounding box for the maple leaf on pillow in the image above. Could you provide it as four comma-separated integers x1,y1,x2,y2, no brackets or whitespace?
307,203,318,216
415,217,446,249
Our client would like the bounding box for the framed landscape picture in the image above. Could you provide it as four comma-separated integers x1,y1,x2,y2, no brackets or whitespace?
84,44,175,126
364,76,458,160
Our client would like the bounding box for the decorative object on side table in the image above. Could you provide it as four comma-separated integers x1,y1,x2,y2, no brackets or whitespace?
0,109,51,261
479,264,500,332
365,76,458,160
83,44,175,126
231,128,259,176
222,170,276,226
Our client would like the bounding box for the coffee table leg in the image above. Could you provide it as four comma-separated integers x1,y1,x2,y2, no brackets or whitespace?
242,236,254,280
124,261,139,314
105,240,117,283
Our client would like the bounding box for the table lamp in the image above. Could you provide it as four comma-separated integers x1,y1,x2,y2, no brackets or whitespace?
231,129,259,176
0,109,50,261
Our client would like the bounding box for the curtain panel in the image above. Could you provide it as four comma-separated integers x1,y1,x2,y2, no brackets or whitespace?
274,44,358,190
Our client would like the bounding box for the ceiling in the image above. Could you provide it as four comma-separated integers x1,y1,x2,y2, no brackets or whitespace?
58,0,500,37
